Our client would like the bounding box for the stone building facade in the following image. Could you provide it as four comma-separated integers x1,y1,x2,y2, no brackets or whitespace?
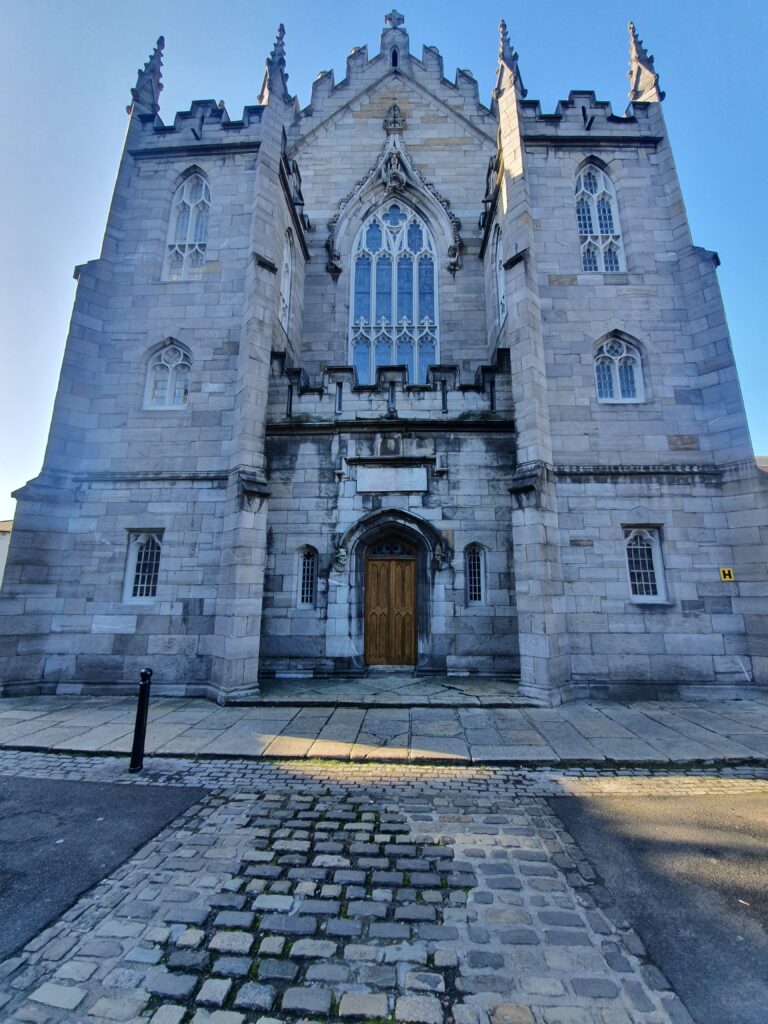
1,12,766,704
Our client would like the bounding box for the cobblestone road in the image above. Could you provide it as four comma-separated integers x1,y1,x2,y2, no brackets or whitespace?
2,751,767,1024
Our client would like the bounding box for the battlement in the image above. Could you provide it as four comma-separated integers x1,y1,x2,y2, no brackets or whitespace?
131,100,264,154
267,350,512,425
520,91,662,144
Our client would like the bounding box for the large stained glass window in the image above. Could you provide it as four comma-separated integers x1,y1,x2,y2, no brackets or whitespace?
349,202,439,384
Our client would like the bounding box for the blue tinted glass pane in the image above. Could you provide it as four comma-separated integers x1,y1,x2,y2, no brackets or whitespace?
354,340,370,384
604,247,620,272
418,338,435,383
366,221,382,252
375,257,392,322
383,204,406,226
407,221,423,251
397,339,414,380
595,361,614,399
619,361,636,398
418,258,434,320
397,257,413,321
353,257,371,321
375,336,391,368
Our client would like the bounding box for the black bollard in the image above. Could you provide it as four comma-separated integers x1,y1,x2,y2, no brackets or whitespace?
128,667,153,773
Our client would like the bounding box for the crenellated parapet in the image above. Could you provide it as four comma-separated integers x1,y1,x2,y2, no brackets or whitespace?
129,100,264,158
289,11,496,151
519,90,663,147
267,350,513,425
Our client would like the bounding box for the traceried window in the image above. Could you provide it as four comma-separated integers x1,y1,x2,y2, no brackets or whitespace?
465,544,485,604
575,165,624,273
297,547,317,608
624,528,667,603
279,231,293,333
594,337,644,403
350,202,438,384
124,531,163,602
493,224,506,326
164,172,211,281
145,343,191,409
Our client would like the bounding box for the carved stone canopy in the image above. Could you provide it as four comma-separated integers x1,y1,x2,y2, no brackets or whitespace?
325,111,463,277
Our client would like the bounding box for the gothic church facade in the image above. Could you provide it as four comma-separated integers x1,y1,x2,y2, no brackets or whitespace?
2,12,767,704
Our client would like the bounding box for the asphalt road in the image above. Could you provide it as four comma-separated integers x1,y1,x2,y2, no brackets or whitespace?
551,794,768,1024
0,775,206,960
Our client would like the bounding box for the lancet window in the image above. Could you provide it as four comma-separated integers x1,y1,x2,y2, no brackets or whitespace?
350,202,438,385
279,231,293,333
465,545,485,604
493,225,506,326
164,172,211,281
297,547,318,608
575,165,624,273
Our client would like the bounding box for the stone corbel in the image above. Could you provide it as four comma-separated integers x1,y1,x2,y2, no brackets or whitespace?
238,469,270,511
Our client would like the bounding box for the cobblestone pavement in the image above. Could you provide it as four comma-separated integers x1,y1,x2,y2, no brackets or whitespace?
1,750,768,1024
2,695,768,765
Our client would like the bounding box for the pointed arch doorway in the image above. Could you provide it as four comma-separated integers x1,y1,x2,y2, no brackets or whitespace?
364,539,417,665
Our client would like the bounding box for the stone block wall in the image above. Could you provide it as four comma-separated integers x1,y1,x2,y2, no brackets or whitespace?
0,476,226,695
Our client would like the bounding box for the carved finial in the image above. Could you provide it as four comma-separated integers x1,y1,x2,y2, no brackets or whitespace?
628,20,665,103
496,19,526,97
383,102,406,134
260,23,292,104
270,23,286,68
128,36,164,116
499,20,512,63
384,9,405,30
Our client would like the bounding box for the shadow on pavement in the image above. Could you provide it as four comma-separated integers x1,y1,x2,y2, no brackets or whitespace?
550,793,768,1024
0,776,206,961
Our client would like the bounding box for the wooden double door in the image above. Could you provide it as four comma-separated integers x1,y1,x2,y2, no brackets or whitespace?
364,541,417,665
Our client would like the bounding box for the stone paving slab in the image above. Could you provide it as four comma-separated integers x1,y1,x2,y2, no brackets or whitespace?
0,695,767,766
9,750,764,1023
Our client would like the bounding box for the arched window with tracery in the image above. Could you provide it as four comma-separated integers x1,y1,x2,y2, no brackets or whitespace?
350,201,438,384
493,224,506,326
145,342,191,409
594,337,644,403
575,165,624,273
279,231,293,333
164,171,210,281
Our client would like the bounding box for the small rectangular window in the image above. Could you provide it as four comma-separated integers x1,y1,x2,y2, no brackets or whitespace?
124,531,163,602
624,528,667,603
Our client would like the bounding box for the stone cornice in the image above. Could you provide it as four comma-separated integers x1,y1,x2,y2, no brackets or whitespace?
267,418,516,437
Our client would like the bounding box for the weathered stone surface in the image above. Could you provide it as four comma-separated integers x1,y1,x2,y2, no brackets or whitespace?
281,986,332,1015
395,994,444,1023
339,992,390,1018
28,982,86,1010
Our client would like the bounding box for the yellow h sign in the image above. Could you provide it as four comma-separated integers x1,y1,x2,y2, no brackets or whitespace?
719,567,735,582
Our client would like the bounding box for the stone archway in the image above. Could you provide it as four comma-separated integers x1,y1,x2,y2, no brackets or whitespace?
332,509,451,671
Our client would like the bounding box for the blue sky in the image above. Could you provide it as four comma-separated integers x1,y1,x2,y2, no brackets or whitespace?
0,1,765,519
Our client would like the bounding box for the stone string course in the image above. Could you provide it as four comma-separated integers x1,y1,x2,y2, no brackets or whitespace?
3,751,767,1023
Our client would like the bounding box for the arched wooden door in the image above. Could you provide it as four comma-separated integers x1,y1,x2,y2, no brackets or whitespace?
364,540,416,665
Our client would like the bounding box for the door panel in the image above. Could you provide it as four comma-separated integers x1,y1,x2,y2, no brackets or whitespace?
365,556,416,665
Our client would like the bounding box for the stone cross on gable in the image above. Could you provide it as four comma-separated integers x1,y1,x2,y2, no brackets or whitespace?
384,9,405,30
